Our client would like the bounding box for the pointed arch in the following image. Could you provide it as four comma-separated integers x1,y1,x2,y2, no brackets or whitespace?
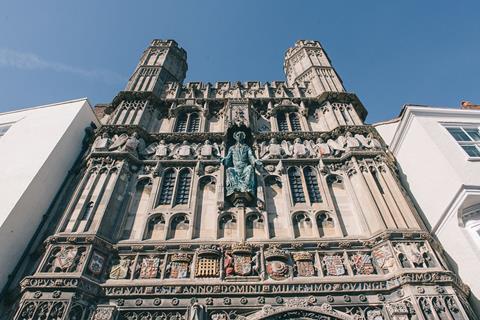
158,168,176,205
288,167,306,204
218,213,237,239
187,112,200,132
316,211,336,237
174,112,188,132
144,214,166,240
122,178,153,240
168,213,190,240
303,166,322,203
292,211,313,238
246,212,265,239
174,168,192,205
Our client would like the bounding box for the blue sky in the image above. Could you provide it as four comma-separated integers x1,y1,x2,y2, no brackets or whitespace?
0,0,479,123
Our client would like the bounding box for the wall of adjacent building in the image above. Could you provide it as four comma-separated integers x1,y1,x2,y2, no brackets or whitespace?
374,106,480,313
0,98,98,292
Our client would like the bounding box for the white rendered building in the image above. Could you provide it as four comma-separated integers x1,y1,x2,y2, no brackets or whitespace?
375,104,480,314
0,98,99,293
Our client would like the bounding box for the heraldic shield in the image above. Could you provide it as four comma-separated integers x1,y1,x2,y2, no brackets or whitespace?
264,245,290,280
293,252,315,277
168,253,191,279
53,246,78,271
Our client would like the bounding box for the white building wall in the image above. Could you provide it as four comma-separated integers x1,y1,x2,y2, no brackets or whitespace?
0,98,98,292
374,106,480,314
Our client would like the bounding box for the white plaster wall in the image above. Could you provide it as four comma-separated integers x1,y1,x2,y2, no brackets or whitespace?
375,106,480,314
0,98,98,292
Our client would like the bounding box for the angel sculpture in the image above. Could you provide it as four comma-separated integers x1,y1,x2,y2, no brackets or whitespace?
141,140,173,160
354,133,382,149
326,138,345,156
108,132,144,155
282,138,311,158
337,132,360,150
93,132,111,151
196,140,221,159
173,140,197,159
313,137,331,156
259,138,284,159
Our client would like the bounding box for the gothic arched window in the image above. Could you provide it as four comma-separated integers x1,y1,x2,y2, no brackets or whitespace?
277,112,289,132
174,112,201,133
288,167,306,204
317,212,335,237
246,213,265,239
187,112,200,132
289,113,302,131
158,169,176,205
219,214,237,239
303,167,322,203
174,113,188,132
174,169,192,205
276,111,302,132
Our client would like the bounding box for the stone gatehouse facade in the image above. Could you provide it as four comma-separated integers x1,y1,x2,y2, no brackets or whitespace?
10,40,478,320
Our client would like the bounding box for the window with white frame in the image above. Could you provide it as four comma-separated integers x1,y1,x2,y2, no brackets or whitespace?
445,125,480,157
0,123,12,138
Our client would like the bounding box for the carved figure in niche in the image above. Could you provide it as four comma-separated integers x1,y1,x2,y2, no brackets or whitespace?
293,252,315,277
109,257,132,279
173,140,197,159
189,303,206,320
49,246,85,273
224,252,234,276
221,131,262,203
259,138,285,159
372,245,396,273
350,253,375,275
326,138,345,156
93,133,111,151
124,132,142,153
395,243,426,268
88,251,106,276
313,137,331,156
166,253,191,279
322,255,346,276
196,140,221,159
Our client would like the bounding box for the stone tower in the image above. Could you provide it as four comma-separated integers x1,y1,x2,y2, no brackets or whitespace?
125,39,188,95
6,40,478,320
284,40,345,96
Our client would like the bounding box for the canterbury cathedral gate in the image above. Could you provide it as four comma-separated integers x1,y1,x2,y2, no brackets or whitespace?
8,40,479,320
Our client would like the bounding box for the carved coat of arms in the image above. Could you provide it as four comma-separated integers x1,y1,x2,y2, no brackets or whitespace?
322,255,345,276
53,247,78,271
372,245,396,272
351,253,375,275
109,258,131,279
233,254,252,276
168,254,191,279
266,260,290,280
88,251,105,275
293,252,315,277
139,257,160,279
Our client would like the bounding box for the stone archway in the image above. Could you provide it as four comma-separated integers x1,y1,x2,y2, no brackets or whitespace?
245,303,355,320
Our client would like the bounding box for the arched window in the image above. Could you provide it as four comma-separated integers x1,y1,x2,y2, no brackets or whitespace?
276,111,302,132
277,112,289,132
303,167,322,203
158,169,176,205
174,169,192,205
174,113,188,132
80,201,94,221
317,212,335,237
187,113,200,132
144,215,165,240
219,214,237,239
289,113,302,131
169,214,190,239
174,112,200,133
293,212,313,238
288,167,305,204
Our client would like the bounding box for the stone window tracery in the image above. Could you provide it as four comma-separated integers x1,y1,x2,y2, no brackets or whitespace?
288,167,306,204
168,214,190,240
276,111,302,132
288,166,323,205
174,169,192,205
174,111,201,132
303,166,322,203
158,169,176,205
293,212,313,238
317,212,335,237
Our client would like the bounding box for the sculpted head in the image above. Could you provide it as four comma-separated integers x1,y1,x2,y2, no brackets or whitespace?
160,139,166,145
345,131,352,137
182,140,188,145
294,137,302,144
270,138,277,144
316,137,324,144
233,131,246,143
205,140,211,145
